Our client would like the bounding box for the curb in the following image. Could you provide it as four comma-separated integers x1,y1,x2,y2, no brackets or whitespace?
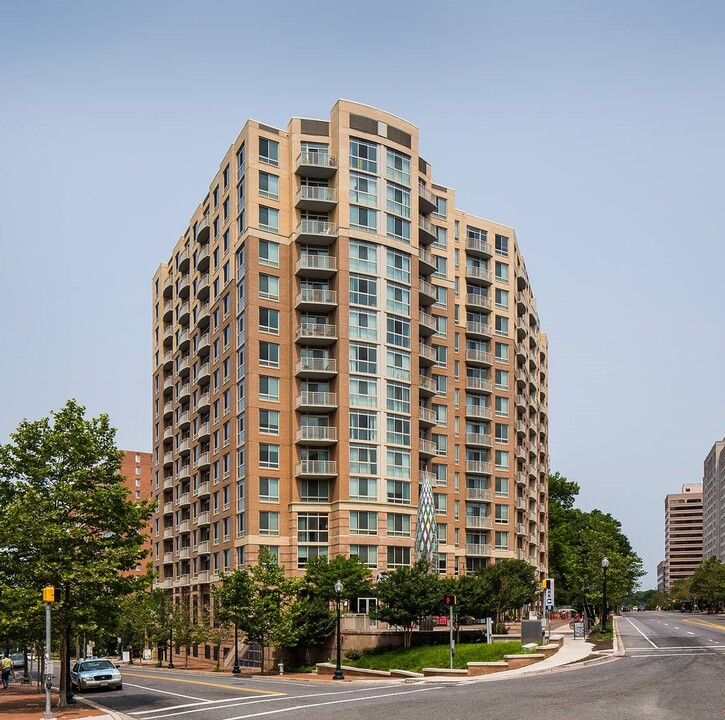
77,695,136,720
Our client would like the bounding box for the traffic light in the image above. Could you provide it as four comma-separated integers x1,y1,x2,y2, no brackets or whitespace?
444,594,456,606
43,586,55,603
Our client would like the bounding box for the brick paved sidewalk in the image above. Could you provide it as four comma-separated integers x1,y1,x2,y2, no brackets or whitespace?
0,682,106,720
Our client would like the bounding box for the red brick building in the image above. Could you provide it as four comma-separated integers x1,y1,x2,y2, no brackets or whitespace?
120,450,154,575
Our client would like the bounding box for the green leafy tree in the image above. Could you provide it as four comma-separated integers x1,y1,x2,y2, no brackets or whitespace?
690,556,725,612
0,400,154,708
215,547,300,672
289,591,335,664
669,577,693,609
302,554,374,602
371,561,442,647
479,559,538,623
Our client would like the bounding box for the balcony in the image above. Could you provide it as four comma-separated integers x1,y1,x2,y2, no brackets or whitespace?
196,540,210,555
516,291,527,316
419,438,437,459
163,275,173,298
419,406,437,427
516,369,528,388
515,445,527,462
163,376,174,397
419,311,437,336
196,362,211,386
196,215,210,244
296,460,337,478
418,342,436,367
178,329,190,352
466,543,490,557
163,551,174,565
178,546,190,560
195,451,211,470
516,319,528,341
196,511,211,527
296,391,337,411
195,392,211,412
197,302,210,328
196,273,210,300
419,374,436,397
466,516,492,530
163,527,174,539
296,426,338,445
195,422,211,442
295,151,337,178
195,570,210,585
296,254,337,279
516,420,527,437
163,400,173,418
178,302,190,326
418,183,437,215
177,274,190,300
515,395,527,413
295,289,338,311
420,470,438,486
178,492,190,507
465,405,492,421
466,488,492,502
178,438,191,456
418,216,437,245
163,452,174,468
197,244,210,272
163,476,174,490
465,266,493,284
162,325,173,348
515,472,527,488
466,320,492,340
178,248,190,272
517,273,529,291
177,383,190,403
163,501,174,515
515,497,526,511
296,323,337,345
514,523,526,536
466,460,492,475
162,350,173,370
465,349,493,367
296,357,337,378
173,575,190,588
177,519,191,533
163,301,173,323
465,294,492,312
466,433,492,448
296,186,337,211
176,359,190,382
163,426,174,444
465,377,492,394
195,480,210,498
418,248,436,275
418,278,437,306
466,236,492,258
196,334,210,357
177,464,190,481
295,219,338,245
154,578,173,590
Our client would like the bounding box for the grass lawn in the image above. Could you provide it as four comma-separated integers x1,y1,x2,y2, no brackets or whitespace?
345,641,529,673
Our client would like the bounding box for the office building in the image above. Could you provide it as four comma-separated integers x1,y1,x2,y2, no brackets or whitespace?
663,483,703,589
120,450,153,575
703,438,725,561
150,100,549,607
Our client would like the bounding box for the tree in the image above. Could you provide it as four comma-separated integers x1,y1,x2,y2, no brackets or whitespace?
302,554,374,603
371,561,442,647
215,547,300,672
690,556,725,612
0,400,154,708
479,559,538,623
669,577,693,609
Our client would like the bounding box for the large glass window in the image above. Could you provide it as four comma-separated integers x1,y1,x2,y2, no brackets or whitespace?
350,172,378,207
350,545,377,567
350,377,377,408
386,381,410,414
350,138,378,173
259,477,279,502
386,448,411,479
386,215,410,243
259,376,279,401
259,274,279,300
386,513,411,535
386,149,411,185
350,477,377,502
298,513,329,543
386,415,410,445
349,343,377,374
386,282,410,315
350,205,377,232
259,307,279,334
350,240,378,274
386,182,411,218
259,341,279,368
259,137,279,166
259,444,279,469
350,410,378,442
386,248,411,284
300,479,330,502
350,511,378,535
259,206,279,233
350,309,378,341
386,349,410,381
258,239,279,267
350,275,377,306
386,315,411,349
350,445,377,475
259,409,279,435
259,171,279,199
259,511,279,535
387,546,411,568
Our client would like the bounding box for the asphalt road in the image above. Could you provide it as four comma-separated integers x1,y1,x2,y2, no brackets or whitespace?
78,613,725,720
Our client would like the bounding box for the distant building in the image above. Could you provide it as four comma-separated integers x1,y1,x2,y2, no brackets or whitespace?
656,560,667,591
120,450,153,575
702,439,725,561
663,483,703,589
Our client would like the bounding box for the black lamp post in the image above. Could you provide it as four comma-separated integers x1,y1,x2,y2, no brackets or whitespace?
333,579,344,681
232,622,241,675
601,557,609,632
168,612,175,669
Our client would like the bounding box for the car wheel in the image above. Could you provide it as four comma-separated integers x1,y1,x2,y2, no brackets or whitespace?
115,683,123,690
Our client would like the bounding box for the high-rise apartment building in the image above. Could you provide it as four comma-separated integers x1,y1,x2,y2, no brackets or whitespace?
663,483,703,589
120,450,153,575
703,438,725,561
150,101,549,606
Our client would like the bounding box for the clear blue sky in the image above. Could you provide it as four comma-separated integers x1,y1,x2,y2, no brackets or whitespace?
2,1,724,587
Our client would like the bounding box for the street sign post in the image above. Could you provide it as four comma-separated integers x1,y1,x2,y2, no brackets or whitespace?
42,587,55,720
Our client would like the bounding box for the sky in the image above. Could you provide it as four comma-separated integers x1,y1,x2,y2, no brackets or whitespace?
2,0,724,588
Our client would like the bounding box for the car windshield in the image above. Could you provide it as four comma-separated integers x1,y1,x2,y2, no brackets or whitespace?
80,660,114,672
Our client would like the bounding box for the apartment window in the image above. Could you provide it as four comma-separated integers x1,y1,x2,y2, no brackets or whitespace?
259,341,279,368
259,511,279,535
434,226,447,249
435,315,447,338
386,315,411,349
350,309,378,341
495,450,509,471
260,477,279,503
259,137,279,166
495,504,509,524
434,374,447,397
350,511,378,535
350,410,378,442
259,239,279,267
495,234,509,256
495,531,509,550
349,275,377,306
433,493,447,515
387,546,411,568
259,409,280,435
350,545,377,568
349,342,377,374
350,205,378,232
386,282,410,315
350,239,378,274
386,148,411,185
259,307,279,334
433,196,447,219
386,215,410,243
495,423,509,443
259,206,279,233
350,477,377,502
435,286,447,308
495,261,509,283
259,274,279,300
350,172,378,207
259,444,279,469
386,449,411,479
495,342,509,363
435,345,447,367
350,445,377,475
297,545,328,569
386,415,410,446
433,433,447,455
495,369,509,390
259,171,279,199
350,138,377,173
223,164,230,188
259,376,280,401
386,248,411,284
350,377,377,408
386,182,411,218
298,513,329,543
300,479,330,502
495,476,509,497
386,381,411,414
495,288,509,310
387,513,411,536
433,255,447,278
386,349,411,381
495,316,509,337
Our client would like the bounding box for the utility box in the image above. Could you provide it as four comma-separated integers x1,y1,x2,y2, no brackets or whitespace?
521,619,544,646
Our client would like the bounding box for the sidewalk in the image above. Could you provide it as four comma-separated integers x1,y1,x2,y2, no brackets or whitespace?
0,683,119,720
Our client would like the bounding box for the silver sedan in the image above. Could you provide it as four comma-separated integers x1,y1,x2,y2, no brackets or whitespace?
70,658,122,691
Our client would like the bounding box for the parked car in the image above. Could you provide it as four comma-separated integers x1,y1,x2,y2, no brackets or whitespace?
70,658,122,691
10,652,27,668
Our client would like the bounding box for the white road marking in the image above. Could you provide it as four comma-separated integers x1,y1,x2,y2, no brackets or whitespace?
630,653,715,658
133,696,261,715
123,682,208,701
673,626,680,630
627,645,725,651
625,617,658,648
687,631,695,635
663,623,669,626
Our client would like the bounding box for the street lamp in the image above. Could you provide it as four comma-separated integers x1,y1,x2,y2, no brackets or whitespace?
168,612,175,669
333,579,344,681
601,557,609,632
232,622,241,675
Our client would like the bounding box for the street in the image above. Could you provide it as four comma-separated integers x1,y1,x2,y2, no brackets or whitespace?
74,613,725,720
